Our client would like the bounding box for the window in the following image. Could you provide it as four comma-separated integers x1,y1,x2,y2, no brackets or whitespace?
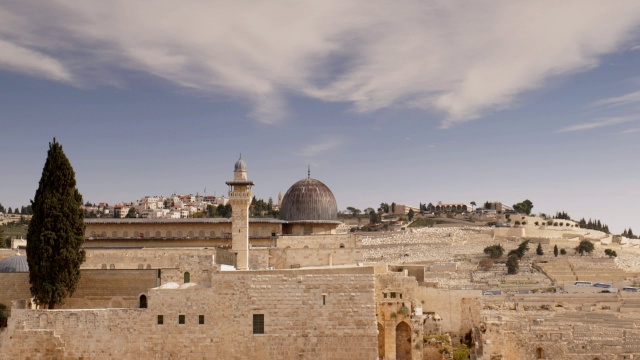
390,292,397,299
139,295,147,309
399,293,403,299
179,315,185,324
322,295,326,305
383,293,387,298
199,315,205,325
253,314,264,334
184,272,190,283
157,315,163,325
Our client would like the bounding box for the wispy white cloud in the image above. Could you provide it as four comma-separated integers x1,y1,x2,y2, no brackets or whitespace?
555,116,639,133
297,137,344,157
592,90,640,108
1,1,640,126
0,39,72,83
620,127,640,134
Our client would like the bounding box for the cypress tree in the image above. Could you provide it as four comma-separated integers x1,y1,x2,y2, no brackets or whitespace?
26,139,85,309
553,244,558,257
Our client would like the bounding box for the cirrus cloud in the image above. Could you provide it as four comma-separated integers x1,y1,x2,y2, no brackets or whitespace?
1,1,640,126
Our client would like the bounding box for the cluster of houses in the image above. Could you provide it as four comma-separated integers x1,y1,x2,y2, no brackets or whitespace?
82,194,231,219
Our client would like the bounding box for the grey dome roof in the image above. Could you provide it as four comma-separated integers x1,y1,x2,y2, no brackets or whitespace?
0,255,29,273
280,178,338,221
234,155,247,172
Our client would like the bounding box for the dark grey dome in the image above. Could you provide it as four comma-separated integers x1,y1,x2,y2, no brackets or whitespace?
280,178,338,221
234,155,247,172
0,255,29,273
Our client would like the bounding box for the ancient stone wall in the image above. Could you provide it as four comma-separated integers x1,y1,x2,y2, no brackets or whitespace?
0,273,30,310
0,267,379,359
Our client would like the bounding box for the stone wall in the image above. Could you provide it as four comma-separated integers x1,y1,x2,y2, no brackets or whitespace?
0,273,30,310
0,267,379,360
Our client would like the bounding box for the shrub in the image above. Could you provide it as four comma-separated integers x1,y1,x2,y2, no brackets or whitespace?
575,240,595,256
483,244,505,259
604,248,618,258
560,248,567,255
536,242,544,256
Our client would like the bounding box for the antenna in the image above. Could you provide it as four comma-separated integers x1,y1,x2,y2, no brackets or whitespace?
308,164,311,179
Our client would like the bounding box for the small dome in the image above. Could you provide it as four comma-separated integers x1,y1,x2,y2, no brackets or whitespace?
280,177,338,221
0,255,29,273
234,155,247,172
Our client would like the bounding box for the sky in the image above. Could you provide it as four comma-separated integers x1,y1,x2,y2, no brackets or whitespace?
0,1,639,234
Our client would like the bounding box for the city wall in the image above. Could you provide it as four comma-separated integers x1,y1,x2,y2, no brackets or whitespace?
0,267,379,360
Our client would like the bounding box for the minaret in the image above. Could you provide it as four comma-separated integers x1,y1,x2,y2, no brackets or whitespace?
226,155,254,270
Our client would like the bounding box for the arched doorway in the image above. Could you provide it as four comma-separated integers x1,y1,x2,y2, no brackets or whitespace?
396,321,412,360
139,294,147,308
377,323,385,359
184,272,190,283
536,347,545,359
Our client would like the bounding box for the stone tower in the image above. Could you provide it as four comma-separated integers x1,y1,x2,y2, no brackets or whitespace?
226,155,254,270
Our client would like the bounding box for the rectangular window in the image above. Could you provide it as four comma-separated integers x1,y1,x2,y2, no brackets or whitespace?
199,315,205,325
157,315,163,325
383,293,387,298
390,292,396,298
400,293,403,299
179,314,185,324
322,295,326,305
253,314,264,334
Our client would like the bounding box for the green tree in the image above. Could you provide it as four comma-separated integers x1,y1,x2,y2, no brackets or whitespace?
560,248,567,255
0,226,5,248
604,248,618,258
346,207,361,217
508,240,530,259
484,244,504,259
483,201,492,210
506,254,519,274
26,139,86,309
512,199,533,215
408,209,415,221
575,240,594,256
453,344,470,360
0,203,5,213
553,244,558,257
125,207,137,218
391,202,396,214
536,242,544,256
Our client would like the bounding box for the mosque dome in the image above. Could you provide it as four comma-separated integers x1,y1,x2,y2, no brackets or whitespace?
234,155,247,172
0,254,29,273
280,177,338,221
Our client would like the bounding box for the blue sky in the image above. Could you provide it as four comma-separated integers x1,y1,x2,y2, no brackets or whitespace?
1,1,639,233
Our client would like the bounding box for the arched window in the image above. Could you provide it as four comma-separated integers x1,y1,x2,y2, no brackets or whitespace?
123,231,129,238
198,230,205,238
166,231,172,237
139,294,147,309
177,230,183,238
188,231,194,238
184,272,190,284
155,231,161,238
536,347,545,359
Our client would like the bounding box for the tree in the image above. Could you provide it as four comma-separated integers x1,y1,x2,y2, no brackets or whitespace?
506,254,519,274
470,201,476,211
508,240,530,259
0,203,5,213
408,209,415,221
484,244,504,259
536,242,544,256
553,244,559,257
26,139,86,309
391,202,396,214
125,207,137,218
346,207,361,217
604,249,618,258
575,240,594,256
512,199,533,215
0,226,5,248
369,210,380,224
560,248,567,255
7,207,11,214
